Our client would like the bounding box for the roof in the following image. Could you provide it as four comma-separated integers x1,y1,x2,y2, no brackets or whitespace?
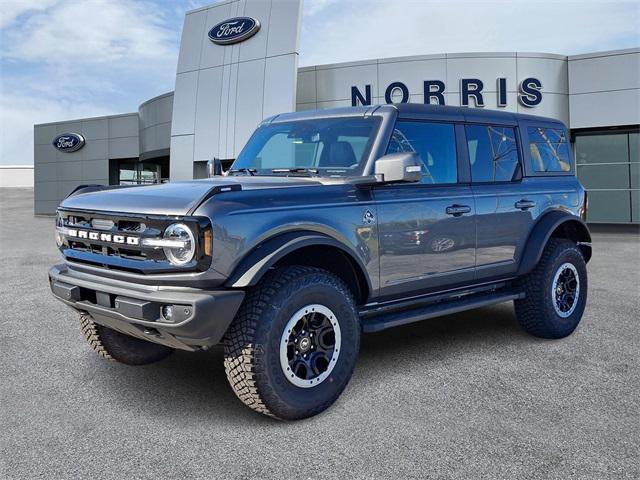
270,103,565,127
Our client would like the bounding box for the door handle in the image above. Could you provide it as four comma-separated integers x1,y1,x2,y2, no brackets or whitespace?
515,199,536,210
446,204,471,216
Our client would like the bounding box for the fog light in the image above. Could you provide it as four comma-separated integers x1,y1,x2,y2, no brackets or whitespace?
161,305,173,322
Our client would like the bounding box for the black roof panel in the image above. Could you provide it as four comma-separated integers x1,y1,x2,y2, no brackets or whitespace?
268,103,565,128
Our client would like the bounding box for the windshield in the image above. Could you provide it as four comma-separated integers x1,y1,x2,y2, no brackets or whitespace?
231,116,381,176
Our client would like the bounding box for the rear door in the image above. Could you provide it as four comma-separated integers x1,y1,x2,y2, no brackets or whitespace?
374,120,476,299
465,123,535,279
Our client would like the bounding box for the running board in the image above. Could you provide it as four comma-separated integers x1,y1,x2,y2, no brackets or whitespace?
360,289,525,333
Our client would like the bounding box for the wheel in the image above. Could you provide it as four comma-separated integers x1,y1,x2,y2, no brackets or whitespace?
430,235,457,253
223,265,360,420
79,313,174,365
515,238,588,339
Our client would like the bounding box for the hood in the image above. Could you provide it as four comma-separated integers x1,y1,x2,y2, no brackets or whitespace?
59,176,323,216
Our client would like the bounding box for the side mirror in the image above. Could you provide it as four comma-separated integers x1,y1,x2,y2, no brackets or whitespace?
207,158,223,177
374,152,422,183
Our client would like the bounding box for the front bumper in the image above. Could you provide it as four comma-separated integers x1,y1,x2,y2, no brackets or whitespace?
48,264,245,351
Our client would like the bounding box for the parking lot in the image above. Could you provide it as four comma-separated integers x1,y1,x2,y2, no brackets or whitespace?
1,188,638,479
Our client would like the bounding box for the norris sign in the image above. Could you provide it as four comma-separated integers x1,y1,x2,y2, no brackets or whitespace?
351,77,543,108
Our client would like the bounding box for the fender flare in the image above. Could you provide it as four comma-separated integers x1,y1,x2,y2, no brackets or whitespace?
225,231,372,294
517,210,592,276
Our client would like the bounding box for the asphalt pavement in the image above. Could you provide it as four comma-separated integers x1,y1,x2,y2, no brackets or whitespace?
1,188,638,479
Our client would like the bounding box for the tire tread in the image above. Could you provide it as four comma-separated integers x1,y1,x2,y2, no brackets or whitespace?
223,265,357,420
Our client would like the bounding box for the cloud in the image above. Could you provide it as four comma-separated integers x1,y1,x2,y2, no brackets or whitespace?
299,0,640,66
0,0,58,29
1,0,185,166
304,0,341,16
2,0,176,64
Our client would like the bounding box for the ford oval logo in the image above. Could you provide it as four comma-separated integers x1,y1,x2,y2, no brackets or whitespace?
208,17,260,45
52,133,85,153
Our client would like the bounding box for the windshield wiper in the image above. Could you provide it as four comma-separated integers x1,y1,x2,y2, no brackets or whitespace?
271,168,319,176
228,168,256,176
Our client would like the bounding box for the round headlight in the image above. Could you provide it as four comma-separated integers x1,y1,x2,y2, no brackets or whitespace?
163,223,196,266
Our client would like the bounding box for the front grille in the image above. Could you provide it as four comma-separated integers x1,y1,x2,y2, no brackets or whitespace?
57,209,211,274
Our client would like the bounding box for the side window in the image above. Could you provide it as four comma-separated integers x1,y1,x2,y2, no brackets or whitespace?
387,121,457,184
528,126,571,173
466,125,520,182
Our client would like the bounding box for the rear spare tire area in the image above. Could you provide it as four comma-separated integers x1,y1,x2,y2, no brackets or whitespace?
515,238,588,339
79,313,175,365
223,265,360,420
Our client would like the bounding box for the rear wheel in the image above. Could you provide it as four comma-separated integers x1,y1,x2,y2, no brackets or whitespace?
223,266,360,420
515,238,588,339
79,313,174,365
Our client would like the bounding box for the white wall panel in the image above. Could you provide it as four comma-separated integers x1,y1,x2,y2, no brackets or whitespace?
200,2,234,69
316,63,377,103
237,0,270,62
445,56,517,93
569,50,640,94
266,0,303,57
170,135,195,180
263,54,298,118
378,58,446,98
170,0,302,179
296,69,317,104
235,59,267,153
517,56,568,94
171,72,199,136
445,92,519,112
81,119,109,140
194,66,224,162
108,115,138,138
177,9,207,73
570,90,640,128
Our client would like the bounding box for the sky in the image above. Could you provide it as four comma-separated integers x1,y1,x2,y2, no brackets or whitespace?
0,0,638,166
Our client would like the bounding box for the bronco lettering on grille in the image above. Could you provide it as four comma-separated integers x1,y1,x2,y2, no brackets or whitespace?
66,229,140,246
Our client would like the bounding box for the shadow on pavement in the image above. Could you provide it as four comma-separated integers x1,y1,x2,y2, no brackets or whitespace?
89,302,528,424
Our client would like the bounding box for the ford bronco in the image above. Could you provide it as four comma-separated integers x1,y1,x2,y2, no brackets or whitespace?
49,104,591,420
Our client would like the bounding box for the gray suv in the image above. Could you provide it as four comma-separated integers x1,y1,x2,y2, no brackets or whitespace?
49,104,591,420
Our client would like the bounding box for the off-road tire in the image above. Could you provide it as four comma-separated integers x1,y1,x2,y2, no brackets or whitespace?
223,265,360,420
79,313,174,365
515,238,588,339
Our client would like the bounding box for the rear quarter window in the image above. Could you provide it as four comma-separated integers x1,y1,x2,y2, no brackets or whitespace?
528,126,572,173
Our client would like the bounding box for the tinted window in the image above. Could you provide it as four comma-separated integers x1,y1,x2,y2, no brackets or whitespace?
528,126,571,173
233,117,381,176
466,125,519,182
387,121,457,184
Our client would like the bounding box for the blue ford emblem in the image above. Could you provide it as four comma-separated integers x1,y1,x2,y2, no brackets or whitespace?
52,133,85,152
208,17,260,45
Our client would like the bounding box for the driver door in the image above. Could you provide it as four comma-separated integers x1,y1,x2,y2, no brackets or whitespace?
374,120,476,299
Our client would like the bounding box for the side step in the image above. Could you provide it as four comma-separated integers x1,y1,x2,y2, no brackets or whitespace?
360,289,524,333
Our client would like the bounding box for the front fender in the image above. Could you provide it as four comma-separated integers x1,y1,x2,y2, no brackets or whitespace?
225,231,372,292
517,210,592,276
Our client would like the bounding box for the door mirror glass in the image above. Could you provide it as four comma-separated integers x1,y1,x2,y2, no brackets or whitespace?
374,152,422,183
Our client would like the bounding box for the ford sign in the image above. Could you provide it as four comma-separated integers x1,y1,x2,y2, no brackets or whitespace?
53,133,85,153
208,17,260,45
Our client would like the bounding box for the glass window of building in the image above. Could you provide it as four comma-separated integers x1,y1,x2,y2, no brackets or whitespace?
575,131,638,223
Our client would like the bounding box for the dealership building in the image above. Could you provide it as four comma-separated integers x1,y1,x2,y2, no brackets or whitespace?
33,0,639,223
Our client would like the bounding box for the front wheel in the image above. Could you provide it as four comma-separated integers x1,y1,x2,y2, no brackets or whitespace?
223,266,360,420
515,238,588,339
